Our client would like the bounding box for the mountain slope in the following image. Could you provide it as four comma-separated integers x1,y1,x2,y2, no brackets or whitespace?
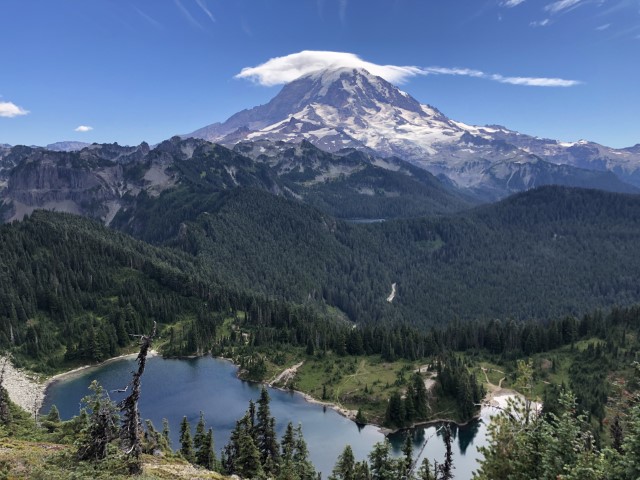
1,137,470,224
114,182,640,325
187,67,640,197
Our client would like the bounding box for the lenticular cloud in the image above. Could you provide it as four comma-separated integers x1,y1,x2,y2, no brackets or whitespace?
235,51,424,86
236,50,581,88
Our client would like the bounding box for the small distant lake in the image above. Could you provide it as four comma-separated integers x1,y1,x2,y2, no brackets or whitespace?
41,356,491,478
343,218,386,224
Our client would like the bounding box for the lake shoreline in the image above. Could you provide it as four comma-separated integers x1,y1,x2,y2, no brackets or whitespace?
2,350,158,415
31,351,510,436
231,356,498,435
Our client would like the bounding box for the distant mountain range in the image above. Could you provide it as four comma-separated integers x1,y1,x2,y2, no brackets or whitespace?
1,67,639,223
186,67,640,200
0,136,471,224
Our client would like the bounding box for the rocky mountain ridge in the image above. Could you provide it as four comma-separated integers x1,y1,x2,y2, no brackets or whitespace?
0,136,470,224
187,67,640,199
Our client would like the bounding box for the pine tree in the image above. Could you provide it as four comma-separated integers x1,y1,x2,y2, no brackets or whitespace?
416,457,435,480
330,445,355,480
194,411,206,456
256,387,280,476
439,424,454,480
412,373,428,419
293,423,316,480
179,416,195,462
368,440,395,480
197,428,216,471
46,404,61,423
402,434,413,477
161,418,171,446
235,426,264,478
77,380,119,461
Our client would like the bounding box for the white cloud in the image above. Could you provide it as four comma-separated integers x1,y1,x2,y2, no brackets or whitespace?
426,66,580,87
503,0,526,7
491,75,580,87
530,18,551,27
596,23,611,30
423,67,485,78
195,0,215,23
0,101,29,118
236,51,581,89
545,0,583,14
75,125,93,132
235,51,424,86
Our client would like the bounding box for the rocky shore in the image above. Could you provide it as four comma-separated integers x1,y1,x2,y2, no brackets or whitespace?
1,350,158,415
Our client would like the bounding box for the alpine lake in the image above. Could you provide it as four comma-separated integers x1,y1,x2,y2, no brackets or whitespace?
41,356,492,479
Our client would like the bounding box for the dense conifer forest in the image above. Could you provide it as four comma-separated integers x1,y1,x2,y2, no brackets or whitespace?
2,185,640,478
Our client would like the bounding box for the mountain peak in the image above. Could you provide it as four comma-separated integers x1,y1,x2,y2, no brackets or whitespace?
285,66,425,115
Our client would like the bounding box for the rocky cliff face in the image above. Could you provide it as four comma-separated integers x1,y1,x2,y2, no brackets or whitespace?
0,136,473,224
3,149,126,222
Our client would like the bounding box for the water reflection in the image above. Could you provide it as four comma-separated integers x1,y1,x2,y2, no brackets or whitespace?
42,356,488,479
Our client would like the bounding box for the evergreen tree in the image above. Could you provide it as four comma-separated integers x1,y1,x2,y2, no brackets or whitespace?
385,392,405,428
368,440,395,480
161,418,171,446
235,426,264,478
412,373,428,419
179,416,194,462
439,424,454,480
416,457,435,480
256,387,280,476
46,404,61,423
198,428,216,471
42,404,62,432
355,408,367,425
329,445,355,480
354,460,371,480
194,411,206,456
293,423,316,479
402,434,413,478
76,380,119,461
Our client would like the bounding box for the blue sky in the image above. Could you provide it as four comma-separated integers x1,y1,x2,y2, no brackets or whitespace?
1,0,639,148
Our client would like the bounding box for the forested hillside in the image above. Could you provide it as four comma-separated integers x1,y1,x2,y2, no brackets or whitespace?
115,185,640,325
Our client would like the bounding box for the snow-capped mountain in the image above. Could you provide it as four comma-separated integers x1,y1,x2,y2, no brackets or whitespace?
187,67,640,199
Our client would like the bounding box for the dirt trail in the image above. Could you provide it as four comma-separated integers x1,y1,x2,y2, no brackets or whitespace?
269,361,303,387
481,366,513,404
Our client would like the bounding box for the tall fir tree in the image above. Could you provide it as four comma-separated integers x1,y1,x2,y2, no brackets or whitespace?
179,416,194,462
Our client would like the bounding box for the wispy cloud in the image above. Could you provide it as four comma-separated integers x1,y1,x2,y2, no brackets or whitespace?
174,0,203,29
0,101,29,118
75,125,93,132
530,18,551,27
596,23,611,30
424,66,581,87
134,6,163,29
503,0,526,7
236,51,582,88
339,0,348,24
545,0,583,14
195,0,215,23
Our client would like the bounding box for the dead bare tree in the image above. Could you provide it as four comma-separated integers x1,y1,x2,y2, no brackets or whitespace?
119,321,156,475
